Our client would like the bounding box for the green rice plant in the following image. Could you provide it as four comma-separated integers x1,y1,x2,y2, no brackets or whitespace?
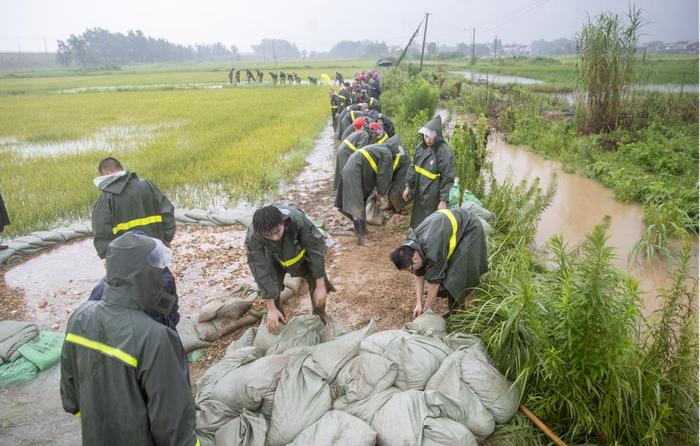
629,203,696,265
0,86,329,236
576,7,642,133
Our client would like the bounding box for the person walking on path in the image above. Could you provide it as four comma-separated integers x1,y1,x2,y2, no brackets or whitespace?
246,203,334,333
390,207,488,319
403,115,456,229
91,157,180,328
60,232,198,446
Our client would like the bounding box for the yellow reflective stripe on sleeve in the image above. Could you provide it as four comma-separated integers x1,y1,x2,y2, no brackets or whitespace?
342,139,359,152
280,248,306,268
414,165,441,180
331,105,338,109
358,149,378,173
393,154,400,171
195,437,200,446
65,333,138,368
377,133,388,144
437,209,458,260
338,95,346,100
350,111,356,121
112,215,163,235
75,412,81,417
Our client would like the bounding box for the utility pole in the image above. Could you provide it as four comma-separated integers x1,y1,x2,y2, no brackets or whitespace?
271,39,277,68
471,28,476,65
262,41,266,62
493,35,498,57
43,36,48,53
419,12,430,71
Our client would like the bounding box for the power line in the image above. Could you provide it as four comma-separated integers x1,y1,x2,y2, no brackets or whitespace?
480,0,553,33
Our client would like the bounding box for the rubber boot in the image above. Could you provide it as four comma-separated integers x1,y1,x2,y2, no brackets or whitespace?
353,218,369,246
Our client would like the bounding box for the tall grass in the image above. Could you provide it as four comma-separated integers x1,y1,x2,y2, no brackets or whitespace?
576,7,642,133
0,86,329,236
449,114,491,199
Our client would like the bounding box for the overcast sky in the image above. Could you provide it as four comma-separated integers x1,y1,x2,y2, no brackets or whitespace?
1,0,697,53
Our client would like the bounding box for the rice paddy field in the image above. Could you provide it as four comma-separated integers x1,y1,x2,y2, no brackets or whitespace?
0,61,372,236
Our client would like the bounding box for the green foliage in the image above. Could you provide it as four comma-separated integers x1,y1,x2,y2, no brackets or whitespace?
630,203,696,264
576,7,642,132
449,114,491,199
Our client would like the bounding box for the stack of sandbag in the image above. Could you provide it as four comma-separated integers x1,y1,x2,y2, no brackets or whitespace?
195,312,520,446
0,223,92,265
0,322,65,388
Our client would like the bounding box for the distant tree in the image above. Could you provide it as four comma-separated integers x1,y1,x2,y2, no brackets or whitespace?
56,40,72,66
252,39,300,59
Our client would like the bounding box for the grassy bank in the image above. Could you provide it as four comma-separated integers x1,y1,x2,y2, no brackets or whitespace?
0,85,329,236
446,55,699,87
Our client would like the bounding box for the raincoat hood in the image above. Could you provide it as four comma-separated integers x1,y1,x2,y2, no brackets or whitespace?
94,171,135,194
102,232,175,315
418,115,443,142
383,135,402,155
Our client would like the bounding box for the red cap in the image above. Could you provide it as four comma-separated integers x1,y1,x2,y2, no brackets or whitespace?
353,117,366,130
369,122,382,132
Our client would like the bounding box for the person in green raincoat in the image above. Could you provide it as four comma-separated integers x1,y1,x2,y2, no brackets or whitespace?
335,135,403,246
337,103,367,140
403,115,456,228
334,117,370,190
60,232,199,446
245,203,333,333
390,207,488,319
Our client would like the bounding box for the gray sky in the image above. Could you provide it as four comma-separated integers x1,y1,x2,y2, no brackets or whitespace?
1,0,697,53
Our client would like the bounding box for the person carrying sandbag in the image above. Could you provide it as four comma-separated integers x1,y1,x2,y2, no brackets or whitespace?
245,203,334,334
390,207,488,319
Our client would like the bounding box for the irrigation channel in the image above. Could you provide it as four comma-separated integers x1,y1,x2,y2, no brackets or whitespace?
0,117,696,444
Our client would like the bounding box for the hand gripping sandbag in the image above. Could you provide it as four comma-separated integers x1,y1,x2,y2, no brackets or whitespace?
335,353,397,402
333,387,401,425
422,417,477,446
404,310,447,337
266,353,331,446
371,390,435,446
359,329,410,356
214,409,267,446
460,349,519,424
424,351,495,441
253,315,324,355
384,334,451,390
289,410,377,446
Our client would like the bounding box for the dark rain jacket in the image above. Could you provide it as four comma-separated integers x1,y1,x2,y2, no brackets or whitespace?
389,153,411,211
337,87,353,108
60,233,198,446
335,136,401,221
405,207,488,305
0,193,9,232
338,108,365,139
367,96,382,112
334,129,370,190
405,116,456,228
92,172,175,259
245,204,327,300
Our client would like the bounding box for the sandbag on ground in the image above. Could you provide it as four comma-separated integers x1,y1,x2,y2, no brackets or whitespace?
425,351,495,440
320,314,350,342
309,338,360,382
371,390,435,446
422,416,477,446
333,387,401,425
385,334,451,390
289,410,377,446
17,331,64,370
30,230,66,244
253,315,324,355
266,353,331,446
198,288,257,323
359,329,410,356
0,247,17,264
215,409,267,446
0,321,39,363
177,317,212,353
404,310,447,337
442,332,489,360
335,353,397,402
0,356,39,388
461,349,520,424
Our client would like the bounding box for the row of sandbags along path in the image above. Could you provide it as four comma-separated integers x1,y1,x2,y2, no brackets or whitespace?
194,311,519,446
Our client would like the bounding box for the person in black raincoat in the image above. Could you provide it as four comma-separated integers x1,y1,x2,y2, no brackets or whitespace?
403,115,456,229
390,207,488,319
60,232,198,446
91,157,180,327
335,135,403,246
245,203,333,333
328,89,343,132
334,117,370,190
337,104,367,140
0,193,9,250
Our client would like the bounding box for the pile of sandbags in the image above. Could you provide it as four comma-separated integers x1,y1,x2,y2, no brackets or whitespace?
195,311,520,446
0,321,65,388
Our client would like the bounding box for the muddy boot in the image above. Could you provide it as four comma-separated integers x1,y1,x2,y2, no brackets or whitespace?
0,245,6,250
353,218,369,246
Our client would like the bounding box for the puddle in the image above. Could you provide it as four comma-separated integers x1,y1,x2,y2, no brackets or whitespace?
57,80,326,94
455,70,545,85
0,122,182,158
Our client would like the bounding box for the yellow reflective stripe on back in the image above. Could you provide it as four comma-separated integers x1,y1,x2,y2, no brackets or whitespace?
280,248,306,268
112,215,163,235
342,139,359,152
75,412,81,417
414,165,441,180
437,209,458,260
377,133,388,144
393,154,400,171
358,149,378,173
65,333,138,368
350,111,356,121
338,95,346,100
